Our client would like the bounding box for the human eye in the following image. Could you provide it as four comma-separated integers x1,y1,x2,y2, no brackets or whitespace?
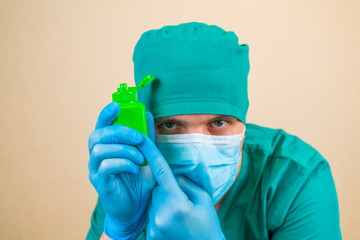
155,118,185,134
211,120,228,128
161,122,178,130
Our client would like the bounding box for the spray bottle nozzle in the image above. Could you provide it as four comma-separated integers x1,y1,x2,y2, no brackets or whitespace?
113,74,154,102
119,83,128,91
136,74,154,89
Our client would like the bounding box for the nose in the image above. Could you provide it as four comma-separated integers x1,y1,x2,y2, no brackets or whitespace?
184,126,211,135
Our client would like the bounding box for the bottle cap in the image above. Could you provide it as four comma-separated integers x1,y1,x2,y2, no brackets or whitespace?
112,74,154,102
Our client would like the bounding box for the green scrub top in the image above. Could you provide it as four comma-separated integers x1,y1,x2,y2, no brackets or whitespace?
86,123,341,240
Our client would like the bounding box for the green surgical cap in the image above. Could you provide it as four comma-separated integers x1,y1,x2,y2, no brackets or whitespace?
133,22,250,123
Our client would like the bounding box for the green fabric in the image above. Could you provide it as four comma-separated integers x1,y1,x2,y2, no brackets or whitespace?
133,22,250,124
85,124,341,240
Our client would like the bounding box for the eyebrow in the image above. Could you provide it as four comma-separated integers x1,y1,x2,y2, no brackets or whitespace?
154,115,239,126
154,117,189,127
210,115,239,122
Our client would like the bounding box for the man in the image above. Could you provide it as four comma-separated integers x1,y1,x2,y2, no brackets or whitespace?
86,22,341,240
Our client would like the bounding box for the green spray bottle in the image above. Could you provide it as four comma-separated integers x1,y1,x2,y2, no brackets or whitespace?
112,74,154,165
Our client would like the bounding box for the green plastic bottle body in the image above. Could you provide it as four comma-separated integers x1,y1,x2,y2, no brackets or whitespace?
111,100,148,136
110,75,154,166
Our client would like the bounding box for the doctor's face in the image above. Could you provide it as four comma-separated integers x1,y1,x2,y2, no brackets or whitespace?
154,114,245,135
154,114,245,209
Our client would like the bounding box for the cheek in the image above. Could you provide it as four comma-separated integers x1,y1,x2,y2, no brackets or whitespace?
229,128,241,135
154,126,160,134
223,126,243,135
234,124,246,134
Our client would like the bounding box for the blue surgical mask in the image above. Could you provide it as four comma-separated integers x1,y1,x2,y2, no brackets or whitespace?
155,128,245,204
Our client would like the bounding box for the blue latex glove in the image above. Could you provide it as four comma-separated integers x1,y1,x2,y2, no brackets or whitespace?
136,137,226,240
88,102,157,240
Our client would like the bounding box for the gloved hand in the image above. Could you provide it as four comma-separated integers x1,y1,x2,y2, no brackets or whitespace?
136,138,226,240
88,102,157,240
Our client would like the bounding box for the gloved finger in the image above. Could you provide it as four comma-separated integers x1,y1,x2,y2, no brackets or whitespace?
97,158,140,177
146,222,160,240
95,102,120,130
89,144,145,173
177,175,211,204
147,212,167,240
137,136,185,199
146,111,155,142
151,186,166,209
150,186,176,229
88,124,144,153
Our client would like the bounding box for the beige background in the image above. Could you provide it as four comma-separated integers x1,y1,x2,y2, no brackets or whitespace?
0,0,359,239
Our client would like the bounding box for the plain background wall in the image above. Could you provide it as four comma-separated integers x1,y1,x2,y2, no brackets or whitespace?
0,0,359,239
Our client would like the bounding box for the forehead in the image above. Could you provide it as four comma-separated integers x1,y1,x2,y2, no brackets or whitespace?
154,114,239,124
